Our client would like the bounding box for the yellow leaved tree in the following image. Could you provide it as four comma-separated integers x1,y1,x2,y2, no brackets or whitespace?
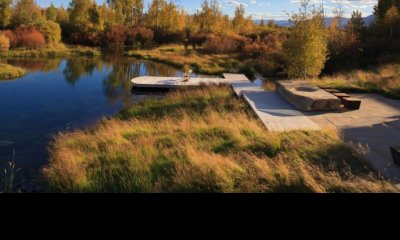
285,0,328,79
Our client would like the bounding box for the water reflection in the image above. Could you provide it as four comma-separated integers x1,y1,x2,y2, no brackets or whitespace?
0,56,188,189
7,59,62,73
63,58,104,86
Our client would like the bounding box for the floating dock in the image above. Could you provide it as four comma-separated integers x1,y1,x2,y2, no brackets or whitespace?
131,73,250,89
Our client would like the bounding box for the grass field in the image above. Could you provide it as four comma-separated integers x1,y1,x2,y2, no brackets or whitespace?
44,86,397,193
0,44,101,58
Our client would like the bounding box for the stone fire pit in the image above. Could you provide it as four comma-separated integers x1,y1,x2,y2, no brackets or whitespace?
277,80,341,111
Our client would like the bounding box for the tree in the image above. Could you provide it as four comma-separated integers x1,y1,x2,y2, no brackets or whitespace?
35,20,62,43
194,0,226,33
107,0,144,26
259,18,265,27
46,3,58,22
267,19,275,28
56,6,70,26
285,0,328,78
68,0,104,45
384,6,400,38
12,0,44,26
346,10,365,37
144,0,167,29
374,0,400,20
232,4,245,33
69,0,92,25
0,0,12,29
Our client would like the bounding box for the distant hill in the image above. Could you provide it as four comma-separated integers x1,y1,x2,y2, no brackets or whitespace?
254,15,375,28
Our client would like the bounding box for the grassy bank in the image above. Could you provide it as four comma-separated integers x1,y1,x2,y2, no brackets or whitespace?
44,86,396,193
126,45,243,75
314,64,400,99
0,63,26,80
0,45,101,58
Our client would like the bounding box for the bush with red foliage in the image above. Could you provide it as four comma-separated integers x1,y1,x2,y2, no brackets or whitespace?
102,25,128,48
127,26,154,46
13,25,46,49
241,34,286,76
203,34,242,54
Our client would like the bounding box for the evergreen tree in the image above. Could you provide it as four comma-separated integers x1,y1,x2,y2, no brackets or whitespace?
259,18,265,27
346,10,365,37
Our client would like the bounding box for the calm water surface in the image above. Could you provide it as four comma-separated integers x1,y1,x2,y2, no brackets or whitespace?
0,57,204,188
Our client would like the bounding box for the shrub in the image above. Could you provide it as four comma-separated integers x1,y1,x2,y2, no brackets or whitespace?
203,34,240,54
128,26,154,46
102,25,128,48
35,21,62,43
0,34,10,52
241,35,286,76
13,25,46,49
242,40,270,59
153,29,184,44
2,30,16,48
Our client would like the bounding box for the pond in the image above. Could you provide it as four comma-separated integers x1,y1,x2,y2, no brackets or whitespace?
0,56,207,190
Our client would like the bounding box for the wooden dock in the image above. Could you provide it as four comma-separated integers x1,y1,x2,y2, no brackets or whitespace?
131,74,249,89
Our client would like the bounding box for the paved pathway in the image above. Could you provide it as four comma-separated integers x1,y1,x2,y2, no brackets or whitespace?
231,81,321,132
232,80,400,183
306,93,400,183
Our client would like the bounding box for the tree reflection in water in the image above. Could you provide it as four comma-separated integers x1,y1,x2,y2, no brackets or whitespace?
63,58,104,86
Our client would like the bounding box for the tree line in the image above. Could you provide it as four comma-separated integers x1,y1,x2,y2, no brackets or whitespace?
0,0,399,78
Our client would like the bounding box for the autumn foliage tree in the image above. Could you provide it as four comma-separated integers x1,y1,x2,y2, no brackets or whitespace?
12,0,44,26
0,0,12,29
285,0,328,78
35,20,62,43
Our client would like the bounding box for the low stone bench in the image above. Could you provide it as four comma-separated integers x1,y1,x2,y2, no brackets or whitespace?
343,97,362,110
391,146,400,166
333,92,351,99
324,88,341,93
277,81,341,111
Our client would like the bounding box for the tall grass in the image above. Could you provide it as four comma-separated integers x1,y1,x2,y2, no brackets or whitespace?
2,150,20,193
0,44,101,58
45,86,397,193
0,63,26,80
314,64,400,99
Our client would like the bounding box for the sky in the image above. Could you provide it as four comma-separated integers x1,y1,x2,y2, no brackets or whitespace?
35,0,378,20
